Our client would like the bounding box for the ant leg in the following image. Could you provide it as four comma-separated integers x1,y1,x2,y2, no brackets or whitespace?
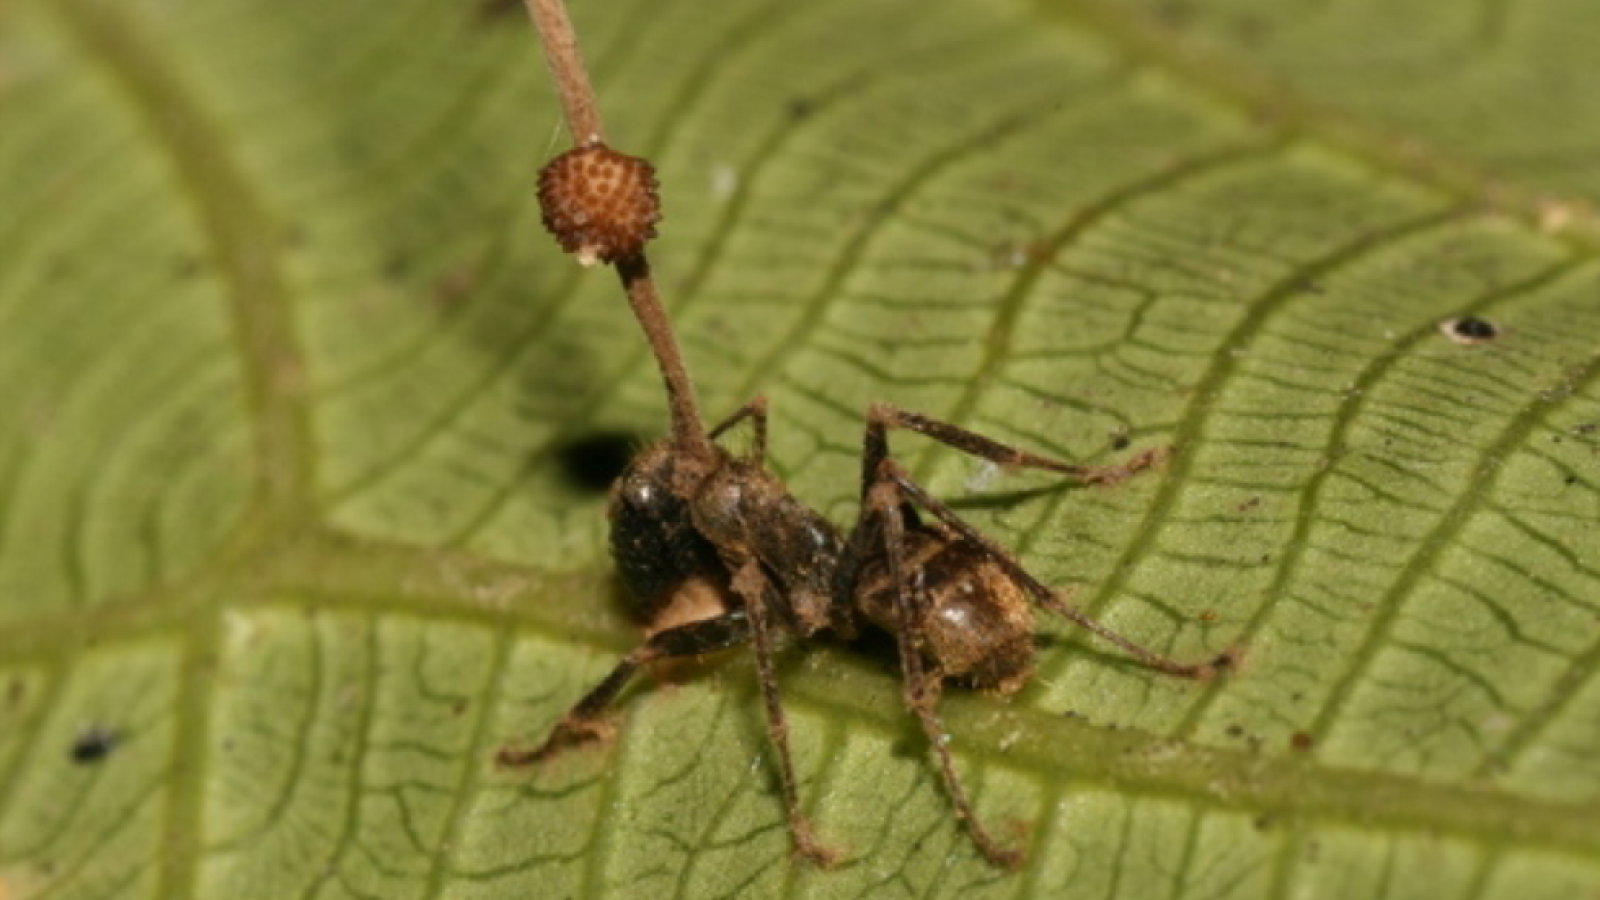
860,406,1218,678
878,459,1222,679
498,610,751,767
865,478,1025,869
708,395,768,463
865,402,1169,487
729,558,841,867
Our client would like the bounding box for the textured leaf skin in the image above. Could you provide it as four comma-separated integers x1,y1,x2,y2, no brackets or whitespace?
1,1,1598,898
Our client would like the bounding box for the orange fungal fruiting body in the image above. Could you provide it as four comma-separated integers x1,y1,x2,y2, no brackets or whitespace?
536,140,661,266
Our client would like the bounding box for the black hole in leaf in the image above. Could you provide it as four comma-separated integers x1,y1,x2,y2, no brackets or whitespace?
70,725,119,765
1440,315,1500,344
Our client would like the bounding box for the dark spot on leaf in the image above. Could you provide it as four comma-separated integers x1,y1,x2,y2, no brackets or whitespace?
787,96,814,119
554,431,638,493
1254,813,1276,831
1109,432,1132,451
70,725,119,765
1439,315,1499,345
1225,724,1244,738
1289,731,1314,752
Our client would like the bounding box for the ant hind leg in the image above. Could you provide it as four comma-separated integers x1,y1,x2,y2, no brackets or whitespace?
864,402,1169,487
883,463,1221,679
861,404,1218,679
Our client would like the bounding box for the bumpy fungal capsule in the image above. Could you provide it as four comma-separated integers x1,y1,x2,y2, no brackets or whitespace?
536,139,661,266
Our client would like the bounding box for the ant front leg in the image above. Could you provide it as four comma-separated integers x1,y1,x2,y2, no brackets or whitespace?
708,396,768,463
498,610,751,766
863,403,1222,679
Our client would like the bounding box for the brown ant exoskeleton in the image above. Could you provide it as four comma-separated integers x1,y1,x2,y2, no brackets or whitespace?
500,258,1228,866
506,4,1227,865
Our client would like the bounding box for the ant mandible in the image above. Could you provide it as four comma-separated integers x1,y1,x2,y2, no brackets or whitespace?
499,141,1229,868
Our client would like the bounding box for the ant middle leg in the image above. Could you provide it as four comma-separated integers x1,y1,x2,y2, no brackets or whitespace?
498,609,751,767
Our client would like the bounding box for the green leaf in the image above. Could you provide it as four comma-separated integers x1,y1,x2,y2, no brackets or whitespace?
2,0,1598,897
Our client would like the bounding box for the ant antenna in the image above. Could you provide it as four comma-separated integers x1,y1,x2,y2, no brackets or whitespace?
522,0,711,454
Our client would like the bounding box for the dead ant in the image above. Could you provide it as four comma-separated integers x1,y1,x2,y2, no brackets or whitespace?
498,247,1228,868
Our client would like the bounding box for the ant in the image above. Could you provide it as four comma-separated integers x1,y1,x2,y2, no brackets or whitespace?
499,237,1229,866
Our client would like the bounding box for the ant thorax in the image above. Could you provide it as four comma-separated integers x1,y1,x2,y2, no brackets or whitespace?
690,459,843,636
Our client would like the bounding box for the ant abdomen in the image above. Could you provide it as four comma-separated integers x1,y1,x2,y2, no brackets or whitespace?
856,528,1036,695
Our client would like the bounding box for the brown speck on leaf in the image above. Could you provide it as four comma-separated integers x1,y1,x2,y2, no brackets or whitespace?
537,141,661,266
1290,731,1314,752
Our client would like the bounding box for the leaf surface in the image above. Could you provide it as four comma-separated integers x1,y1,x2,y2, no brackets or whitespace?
2,0,1598,898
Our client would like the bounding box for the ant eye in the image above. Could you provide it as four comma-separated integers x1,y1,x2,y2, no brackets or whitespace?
536,140,662,266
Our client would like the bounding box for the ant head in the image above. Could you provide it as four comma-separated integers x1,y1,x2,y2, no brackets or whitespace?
608,442,724,618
